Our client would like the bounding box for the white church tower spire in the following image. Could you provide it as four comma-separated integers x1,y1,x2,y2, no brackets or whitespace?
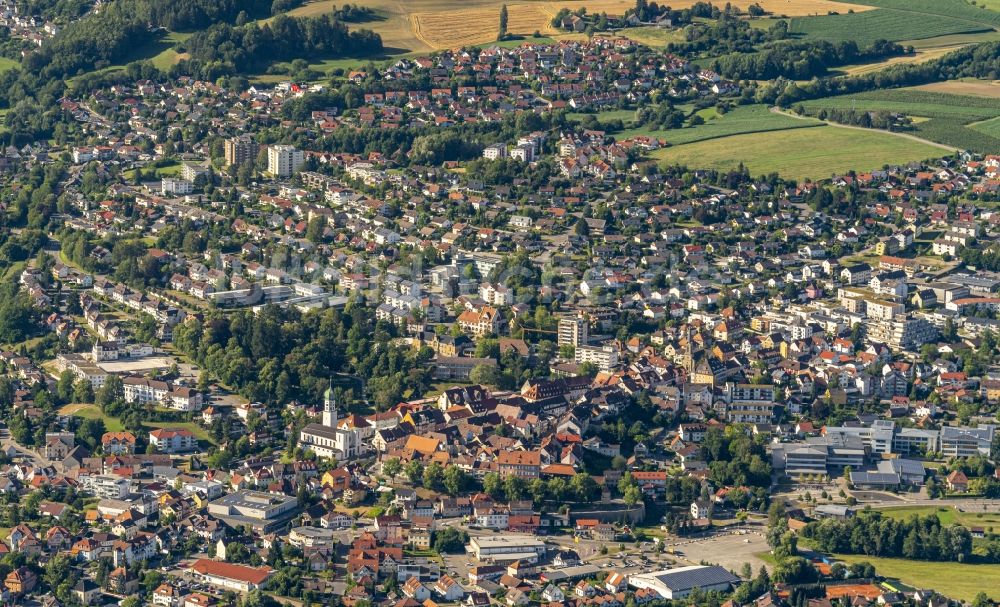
323,385,338,428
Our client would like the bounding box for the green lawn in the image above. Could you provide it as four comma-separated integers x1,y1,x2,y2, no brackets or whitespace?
800,89,1000,121
652,124,944,181
833,554,1000,602
149,31,194,71
479,36,557,49
972,115,1000,138
67,30,195,86
123,159,183,180
618,104,823,144
62,404,126,432
1,260,26,282
617,26,686,47
60,404,215,446
0,57,18,72
258,46,429,81
567,108,639,125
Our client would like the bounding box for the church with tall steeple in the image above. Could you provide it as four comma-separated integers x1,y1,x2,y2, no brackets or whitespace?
298,385,364,460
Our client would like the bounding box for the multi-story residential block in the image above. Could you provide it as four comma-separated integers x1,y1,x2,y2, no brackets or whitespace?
149,428,197,453
224,135,259,168
267,145,304,178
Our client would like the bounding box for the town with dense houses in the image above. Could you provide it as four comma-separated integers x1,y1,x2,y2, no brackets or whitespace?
2,0,1000,607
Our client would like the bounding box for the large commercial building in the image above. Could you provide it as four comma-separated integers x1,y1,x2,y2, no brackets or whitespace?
850,458,927,489
776,434,865,476
940,424,996,458
207,490,299,532
468,535,546,563
629,566,740,599
778,421,997,476
188,560,273,592
267,145,304,178
781,444,829,476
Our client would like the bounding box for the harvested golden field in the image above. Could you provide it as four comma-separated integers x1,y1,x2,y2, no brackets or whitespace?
838,46,958,76
414,4,558,49
290,0,875,53
917,79,1000,98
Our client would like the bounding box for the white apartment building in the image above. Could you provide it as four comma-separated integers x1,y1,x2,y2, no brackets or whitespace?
161,178,193,196
267,145,305,178
558,316,588,347
575,345,618,370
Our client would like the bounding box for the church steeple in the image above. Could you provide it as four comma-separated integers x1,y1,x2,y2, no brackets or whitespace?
684,326,695,373
323,385,338,428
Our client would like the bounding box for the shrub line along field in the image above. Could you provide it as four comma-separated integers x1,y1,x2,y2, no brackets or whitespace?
797,88,1000,153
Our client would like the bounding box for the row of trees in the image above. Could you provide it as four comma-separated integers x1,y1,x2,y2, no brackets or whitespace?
803,512,977,563
714,39,905,81
481,470,601,503
808,107,909,131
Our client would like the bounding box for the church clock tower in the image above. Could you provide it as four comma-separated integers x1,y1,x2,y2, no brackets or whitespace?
323,386,338,428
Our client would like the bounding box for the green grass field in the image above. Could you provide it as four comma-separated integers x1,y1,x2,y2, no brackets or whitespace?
0,57,18,72
567,108,638,124
1,260,26,283
652,124,944,181
798,88,1000,153
971,115,1000,138
834,554,1000,602
619,104,823,144
60,404,215,446
124,160,183,181
791,0,1000,45
149,31,193,70
61,404,126,432
617,26,686,47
